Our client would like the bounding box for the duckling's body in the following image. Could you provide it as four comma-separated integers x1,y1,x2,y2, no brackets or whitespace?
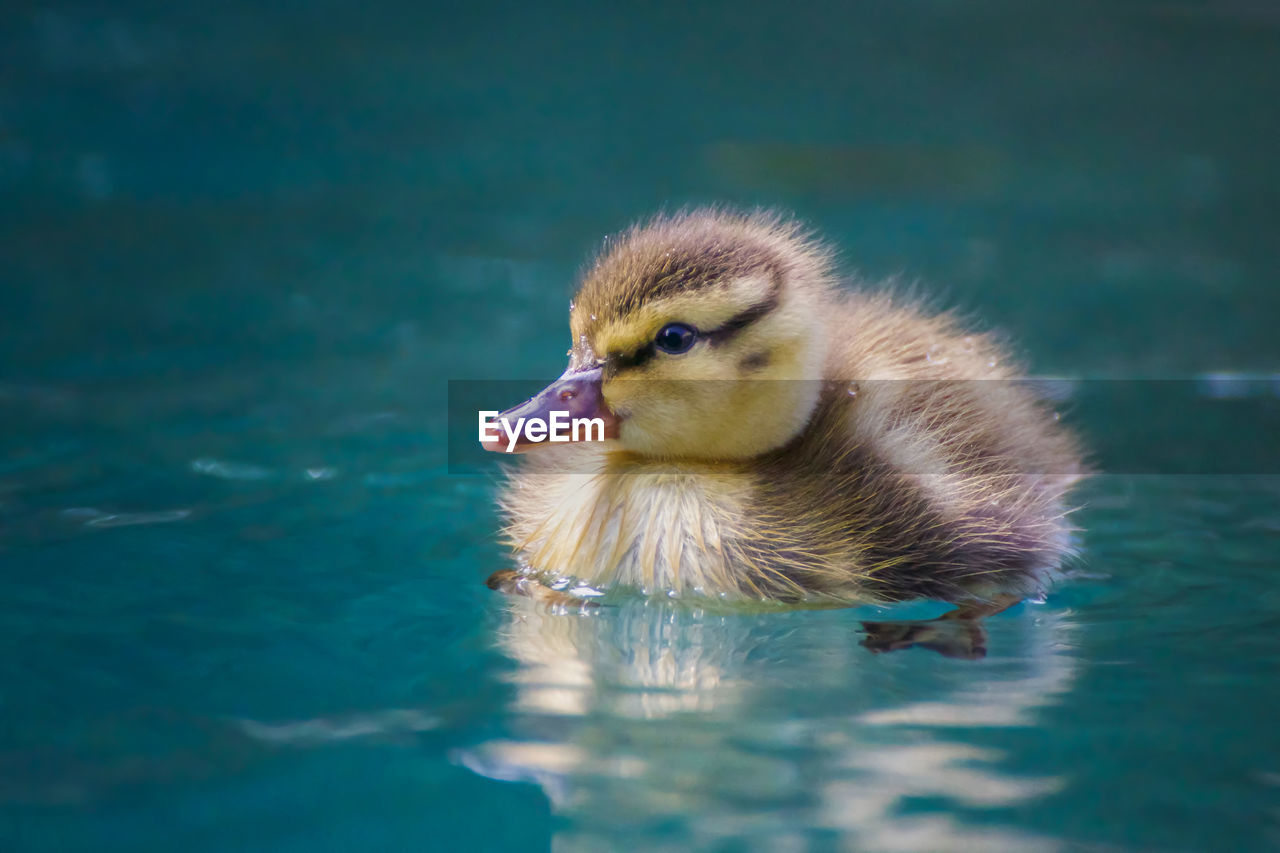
490,210,1083,606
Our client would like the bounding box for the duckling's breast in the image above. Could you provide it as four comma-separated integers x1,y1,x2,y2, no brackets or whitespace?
499,448,753,597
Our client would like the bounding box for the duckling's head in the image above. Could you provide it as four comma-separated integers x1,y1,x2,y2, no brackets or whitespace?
488,209,836,460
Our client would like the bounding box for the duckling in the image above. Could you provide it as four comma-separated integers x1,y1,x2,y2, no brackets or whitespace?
482,208,1084,616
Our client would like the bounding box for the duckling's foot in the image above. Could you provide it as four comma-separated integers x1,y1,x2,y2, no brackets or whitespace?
485,570,600,612
860,617,988,659
859,594,1022,660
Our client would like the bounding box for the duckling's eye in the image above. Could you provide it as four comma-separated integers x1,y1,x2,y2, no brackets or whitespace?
654,322,697,355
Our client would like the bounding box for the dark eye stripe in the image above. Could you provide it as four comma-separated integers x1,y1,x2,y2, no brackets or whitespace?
606,342,656,375
703,288,781,347
605,273,782,371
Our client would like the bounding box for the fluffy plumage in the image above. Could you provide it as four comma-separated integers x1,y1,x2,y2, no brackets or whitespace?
497,208,1085,605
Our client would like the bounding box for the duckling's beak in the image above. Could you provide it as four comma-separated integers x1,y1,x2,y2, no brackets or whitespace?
481,365,620,453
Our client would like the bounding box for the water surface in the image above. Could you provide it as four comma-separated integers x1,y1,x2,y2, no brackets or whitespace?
3,1,1279,850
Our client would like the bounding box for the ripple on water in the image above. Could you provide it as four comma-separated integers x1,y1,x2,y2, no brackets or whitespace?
190,458,275,481
69,508,192,528
236,709,439,746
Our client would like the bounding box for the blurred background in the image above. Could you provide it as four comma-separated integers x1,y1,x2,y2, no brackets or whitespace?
3,2,1280,851
4,0,1279,383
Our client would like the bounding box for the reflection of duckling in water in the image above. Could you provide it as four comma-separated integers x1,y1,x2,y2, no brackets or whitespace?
484,209,1085,656
463,597,1080,845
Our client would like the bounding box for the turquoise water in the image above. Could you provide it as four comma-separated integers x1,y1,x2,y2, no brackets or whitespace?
3,2,1280,850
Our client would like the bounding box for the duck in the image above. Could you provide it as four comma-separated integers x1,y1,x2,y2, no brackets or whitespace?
482,208,1085,620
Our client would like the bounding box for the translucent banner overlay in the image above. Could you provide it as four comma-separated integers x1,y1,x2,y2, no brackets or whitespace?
447,378,1280,475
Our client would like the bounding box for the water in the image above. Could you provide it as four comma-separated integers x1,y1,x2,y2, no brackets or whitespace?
3,1,1279,850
